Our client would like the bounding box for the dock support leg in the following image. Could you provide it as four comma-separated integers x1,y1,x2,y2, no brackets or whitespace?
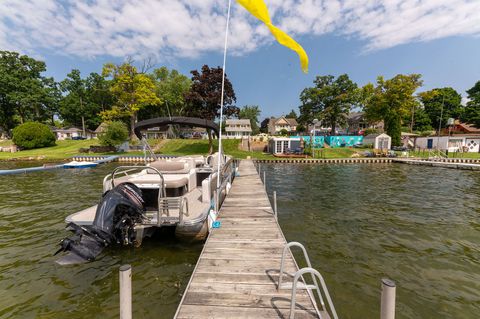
263,171,266,189
119,264,132,319
380,278,396,319
273,191,277,220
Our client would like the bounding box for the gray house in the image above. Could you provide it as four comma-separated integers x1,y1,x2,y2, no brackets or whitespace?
225,119,252,139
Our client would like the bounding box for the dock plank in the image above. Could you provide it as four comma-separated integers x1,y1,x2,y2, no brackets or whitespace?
175,160,321,319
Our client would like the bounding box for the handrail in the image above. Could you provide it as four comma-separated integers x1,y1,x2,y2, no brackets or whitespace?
290,267,338,319
110,166,166,220
278,242,325,308
141,137,158,162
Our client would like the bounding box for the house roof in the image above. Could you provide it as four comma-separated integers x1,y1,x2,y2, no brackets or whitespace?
347,112,364,121
53,127,83,133
270,117,298,126
458,123,480,133
95,122,108,133
364,133,390,139
226,119,251,125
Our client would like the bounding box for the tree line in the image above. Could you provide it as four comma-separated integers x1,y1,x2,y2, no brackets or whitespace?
297,74,480,146
0,51,259,146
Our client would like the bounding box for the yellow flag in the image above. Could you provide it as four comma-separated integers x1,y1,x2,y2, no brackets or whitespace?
236,0,309,73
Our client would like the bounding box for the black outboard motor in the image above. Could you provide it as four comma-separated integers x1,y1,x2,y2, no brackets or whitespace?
55,183,145,265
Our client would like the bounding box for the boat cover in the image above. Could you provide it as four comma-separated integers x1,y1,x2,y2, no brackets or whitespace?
134,117,219,139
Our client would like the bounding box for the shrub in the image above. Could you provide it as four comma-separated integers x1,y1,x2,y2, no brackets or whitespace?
363,128,379,136
98,121,129,147
12,122,56,150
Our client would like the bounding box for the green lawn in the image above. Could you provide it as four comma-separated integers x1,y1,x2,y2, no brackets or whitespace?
405,150,480,159
156,139,275,159
0,140,98,160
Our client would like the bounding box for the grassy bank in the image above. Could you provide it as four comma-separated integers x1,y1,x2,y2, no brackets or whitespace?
2,138,478,161
157,139,275,159
0,140,98,160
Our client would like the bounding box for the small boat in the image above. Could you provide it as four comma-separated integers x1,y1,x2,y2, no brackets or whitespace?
55,117,237,265
64,161,98,169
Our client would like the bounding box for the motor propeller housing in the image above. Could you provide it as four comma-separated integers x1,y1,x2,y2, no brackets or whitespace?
55,183,146,265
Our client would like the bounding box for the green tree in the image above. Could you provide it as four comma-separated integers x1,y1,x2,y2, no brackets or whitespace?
60,69,88,132
138,67,191,120
0,51,56,133
364,74,423,146
85,72,114,114
98,121,129,147
419,87,462,130
12,122,56,149
185,65,238,153
239,105,261,134
412,107,433,132
463,81,480,128
299,74,359,134
260,118,270,133
102,62,161,138
286,109,298,119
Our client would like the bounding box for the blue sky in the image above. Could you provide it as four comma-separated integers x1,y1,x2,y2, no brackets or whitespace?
1,0,480,119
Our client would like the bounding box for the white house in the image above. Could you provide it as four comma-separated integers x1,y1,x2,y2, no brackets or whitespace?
267,117,298,135
415,135,480,153
52,127,96,140
225,119,252,139
363,133,391,150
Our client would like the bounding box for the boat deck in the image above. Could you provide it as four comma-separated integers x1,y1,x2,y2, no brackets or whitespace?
175,160,324,319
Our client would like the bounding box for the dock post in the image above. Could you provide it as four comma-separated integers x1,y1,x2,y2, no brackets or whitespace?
273,191,277,220
263,171,266,188
380,278,396,319
119,264,132,319
214,189,218,213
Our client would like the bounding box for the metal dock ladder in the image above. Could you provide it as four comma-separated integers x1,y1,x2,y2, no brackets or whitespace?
278,242,339,319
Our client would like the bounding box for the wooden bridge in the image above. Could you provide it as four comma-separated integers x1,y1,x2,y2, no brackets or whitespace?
174,160,329,319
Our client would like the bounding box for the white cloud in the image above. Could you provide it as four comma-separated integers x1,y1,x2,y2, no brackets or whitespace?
0,0,479,60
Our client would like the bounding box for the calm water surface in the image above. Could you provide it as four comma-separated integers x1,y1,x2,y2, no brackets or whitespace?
0,163,202,319
1,162,479,318
265,163,480,319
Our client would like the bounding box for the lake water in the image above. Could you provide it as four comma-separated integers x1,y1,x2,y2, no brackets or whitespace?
0,162,479,318
265,163,480,319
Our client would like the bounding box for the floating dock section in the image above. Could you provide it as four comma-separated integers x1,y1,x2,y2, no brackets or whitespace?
175,160,326,319
393,158,480,170
0,155,119,176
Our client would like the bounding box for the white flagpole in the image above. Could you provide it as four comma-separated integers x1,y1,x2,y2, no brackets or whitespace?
216,0,232,189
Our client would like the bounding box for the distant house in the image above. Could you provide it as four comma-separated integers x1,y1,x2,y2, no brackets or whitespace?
448,122,480,134
52,127,96,140
94,122,108,135
346,112,384,134
415,135,480,153
267,117,298,135
225,119,252,139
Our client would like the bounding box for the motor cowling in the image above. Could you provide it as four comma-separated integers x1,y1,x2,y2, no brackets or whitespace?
55,183,146,265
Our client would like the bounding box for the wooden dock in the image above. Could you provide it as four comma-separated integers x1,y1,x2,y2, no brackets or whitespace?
393,158,480,170
175,160,324,319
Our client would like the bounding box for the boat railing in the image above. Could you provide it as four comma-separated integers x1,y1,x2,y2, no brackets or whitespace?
109,164,166,198
141,137,158,163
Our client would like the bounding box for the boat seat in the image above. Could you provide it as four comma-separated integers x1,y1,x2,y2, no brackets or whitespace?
149,160,190,174
147,159,197,190
114,174,189,190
